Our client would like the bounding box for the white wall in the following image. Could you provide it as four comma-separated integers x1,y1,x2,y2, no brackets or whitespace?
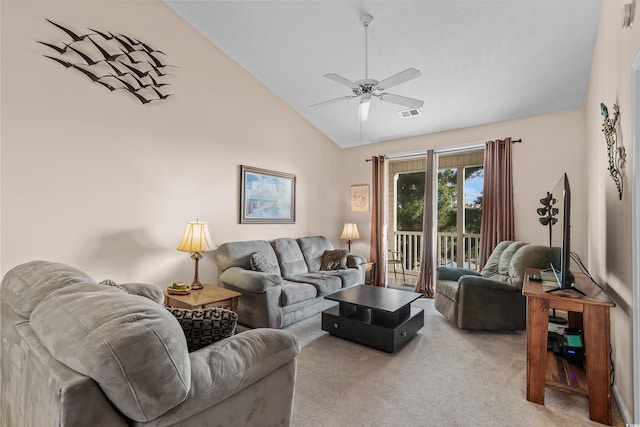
0,1,344,285
584,0,640,420
337,108,588,263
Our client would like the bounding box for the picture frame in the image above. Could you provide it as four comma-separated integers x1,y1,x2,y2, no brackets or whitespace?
240,165,296,224
350,184,370,212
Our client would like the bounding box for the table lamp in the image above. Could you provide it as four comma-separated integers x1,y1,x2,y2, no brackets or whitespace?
177,220,215,290
340,223,360,252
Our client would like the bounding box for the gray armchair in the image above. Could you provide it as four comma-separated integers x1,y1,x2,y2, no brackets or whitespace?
435,241,551,330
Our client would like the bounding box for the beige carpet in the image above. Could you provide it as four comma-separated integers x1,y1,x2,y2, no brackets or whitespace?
285,298,624,427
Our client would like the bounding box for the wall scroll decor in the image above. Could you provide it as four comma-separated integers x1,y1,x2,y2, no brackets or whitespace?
350,184,370,212
240,165,296,224
600,103,626,200
38,19,175,104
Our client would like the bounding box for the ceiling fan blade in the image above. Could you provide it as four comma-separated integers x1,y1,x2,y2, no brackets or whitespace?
378,93,424,109
324,74,360,90
309,95,356,108
376,68,421,90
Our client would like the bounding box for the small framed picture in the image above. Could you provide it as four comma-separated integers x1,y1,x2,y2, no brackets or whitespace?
350,184,370,213
240,165,296,224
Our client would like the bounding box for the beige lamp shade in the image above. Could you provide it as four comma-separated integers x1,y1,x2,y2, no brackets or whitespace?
340,223,361,241
176,221,215,253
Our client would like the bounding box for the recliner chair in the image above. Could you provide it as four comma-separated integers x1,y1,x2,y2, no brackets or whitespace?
435,240,551,330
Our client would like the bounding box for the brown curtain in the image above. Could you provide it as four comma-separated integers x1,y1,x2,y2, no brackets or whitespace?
478,137,515,269
370,155,387,286
414,150,436,297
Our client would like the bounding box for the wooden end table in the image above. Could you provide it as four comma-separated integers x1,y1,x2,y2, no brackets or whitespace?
523,268,615,425
365,261,376,285
163,284,241,312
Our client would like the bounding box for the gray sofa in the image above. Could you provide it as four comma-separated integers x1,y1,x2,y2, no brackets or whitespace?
1,260,300,427
435,240,551,330
216,236,366,329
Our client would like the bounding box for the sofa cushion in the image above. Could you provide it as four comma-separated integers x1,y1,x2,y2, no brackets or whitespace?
481,241,527,277
167,307,238,352
1,260,96,317
217,240,279,273
297,236,334,272
320,249,348,270
272,238,309,277
249,251,280,274
318,268,360,287
286,273,342,296
30,283,191,422
280,281,318,306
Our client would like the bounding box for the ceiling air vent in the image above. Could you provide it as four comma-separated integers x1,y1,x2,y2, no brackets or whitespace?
399,108,421,118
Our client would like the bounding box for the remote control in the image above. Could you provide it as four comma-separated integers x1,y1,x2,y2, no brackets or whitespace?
528,274,542,281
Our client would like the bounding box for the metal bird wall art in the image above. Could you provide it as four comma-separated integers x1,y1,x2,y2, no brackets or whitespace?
38,19,176,104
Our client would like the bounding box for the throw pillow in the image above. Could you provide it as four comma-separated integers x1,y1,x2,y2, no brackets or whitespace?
249,251,279,274
99,279,131,294
320,249,348,271
167,307,238,352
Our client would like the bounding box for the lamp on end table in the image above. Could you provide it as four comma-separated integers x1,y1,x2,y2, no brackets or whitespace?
340,223,360,252
177,220,215,290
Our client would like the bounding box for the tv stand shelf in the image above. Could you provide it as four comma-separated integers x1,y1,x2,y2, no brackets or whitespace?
545,351,588,397
523,268,615,425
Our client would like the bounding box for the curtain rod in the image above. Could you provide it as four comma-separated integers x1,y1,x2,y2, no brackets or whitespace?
365,138,522,162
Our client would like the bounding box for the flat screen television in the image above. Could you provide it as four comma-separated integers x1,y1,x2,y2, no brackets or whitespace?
547,173,585,295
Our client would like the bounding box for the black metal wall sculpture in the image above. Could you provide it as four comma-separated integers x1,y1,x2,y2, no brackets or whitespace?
38,19,175,104
600,102,625,200
537,192,558,246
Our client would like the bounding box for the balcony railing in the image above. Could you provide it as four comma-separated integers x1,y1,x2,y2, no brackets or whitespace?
392,231,481,273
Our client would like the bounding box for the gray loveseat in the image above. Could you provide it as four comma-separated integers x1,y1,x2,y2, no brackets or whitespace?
217,236,366,329
1,260,300,427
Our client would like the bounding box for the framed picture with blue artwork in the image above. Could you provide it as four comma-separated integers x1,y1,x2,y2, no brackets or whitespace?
240,165,296,224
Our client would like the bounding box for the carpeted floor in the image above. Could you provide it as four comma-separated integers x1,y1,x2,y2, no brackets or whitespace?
285,298,624,427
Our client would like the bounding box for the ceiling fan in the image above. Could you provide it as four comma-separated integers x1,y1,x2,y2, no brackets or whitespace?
309,13,424,122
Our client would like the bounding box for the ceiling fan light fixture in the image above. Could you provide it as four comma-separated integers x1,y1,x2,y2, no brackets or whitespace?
359,94,371,121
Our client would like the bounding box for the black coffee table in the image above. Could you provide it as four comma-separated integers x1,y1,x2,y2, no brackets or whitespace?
321,285,424,353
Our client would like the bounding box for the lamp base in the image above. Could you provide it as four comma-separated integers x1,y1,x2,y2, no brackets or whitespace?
190,252,204,290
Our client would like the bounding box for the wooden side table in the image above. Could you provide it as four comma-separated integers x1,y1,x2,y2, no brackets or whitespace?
365,262,376,285
163,284,241,312
523,268,615,425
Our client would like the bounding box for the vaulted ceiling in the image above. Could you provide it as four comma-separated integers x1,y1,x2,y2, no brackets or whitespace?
165,1,602,148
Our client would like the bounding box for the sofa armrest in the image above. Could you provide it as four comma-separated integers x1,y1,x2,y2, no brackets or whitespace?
456,276,525,330
219,267,282,293
458,276,520,294
156,329,300,425
119,282,164,304
347,253,366,268
436,267,480,282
